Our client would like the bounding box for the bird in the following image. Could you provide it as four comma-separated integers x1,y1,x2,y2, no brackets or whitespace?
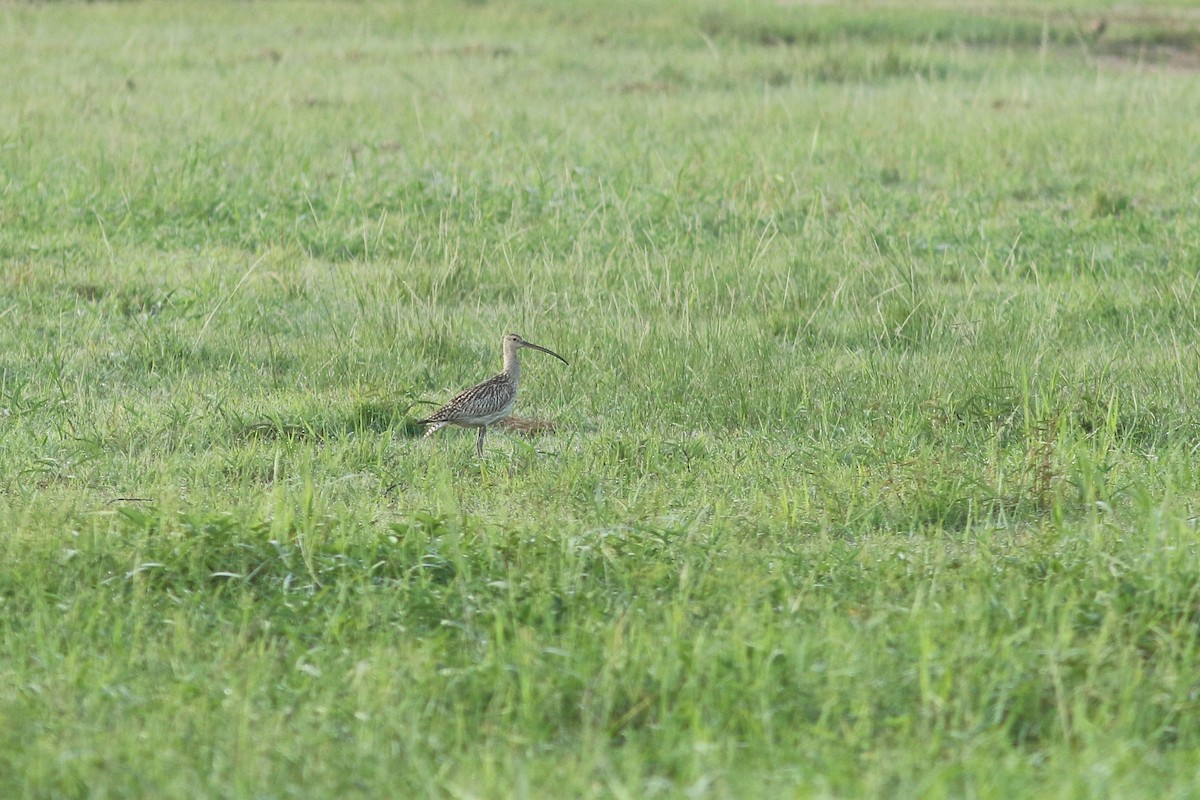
418,333,568,458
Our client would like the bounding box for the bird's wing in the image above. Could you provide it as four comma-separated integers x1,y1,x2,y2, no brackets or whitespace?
420,374,515,423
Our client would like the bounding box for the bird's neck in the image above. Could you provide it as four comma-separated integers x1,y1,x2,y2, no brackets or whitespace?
502,346,520,380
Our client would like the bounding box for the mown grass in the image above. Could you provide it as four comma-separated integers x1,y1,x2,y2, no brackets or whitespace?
2,0,1200,797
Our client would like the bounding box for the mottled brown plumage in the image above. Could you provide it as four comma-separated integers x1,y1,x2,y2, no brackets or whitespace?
418,334,567,458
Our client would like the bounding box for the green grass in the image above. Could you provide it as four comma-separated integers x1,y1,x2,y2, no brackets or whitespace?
3,0,1200,796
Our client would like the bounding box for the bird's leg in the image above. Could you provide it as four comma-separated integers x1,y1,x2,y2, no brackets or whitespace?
476,426,487,459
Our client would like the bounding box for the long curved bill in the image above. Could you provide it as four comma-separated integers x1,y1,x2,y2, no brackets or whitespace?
521,340,569,365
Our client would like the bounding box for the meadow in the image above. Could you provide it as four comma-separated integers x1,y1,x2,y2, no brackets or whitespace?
2,0,1200,796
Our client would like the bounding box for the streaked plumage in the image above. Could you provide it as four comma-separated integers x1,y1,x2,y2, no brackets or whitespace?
418,333,568,458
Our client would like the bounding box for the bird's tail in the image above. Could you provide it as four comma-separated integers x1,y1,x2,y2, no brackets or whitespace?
421,421,448,438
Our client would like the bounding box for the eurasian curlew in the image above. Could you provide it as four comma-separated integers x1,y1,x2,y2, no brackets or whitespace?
418,333,568,458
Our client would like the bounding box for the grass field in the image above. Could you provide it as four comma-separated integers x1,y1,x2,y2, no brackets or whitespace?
3,0,1200,797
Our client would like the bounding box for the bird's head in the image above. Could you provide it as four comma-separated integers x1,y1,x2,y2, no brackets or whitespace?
504,333,568,364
